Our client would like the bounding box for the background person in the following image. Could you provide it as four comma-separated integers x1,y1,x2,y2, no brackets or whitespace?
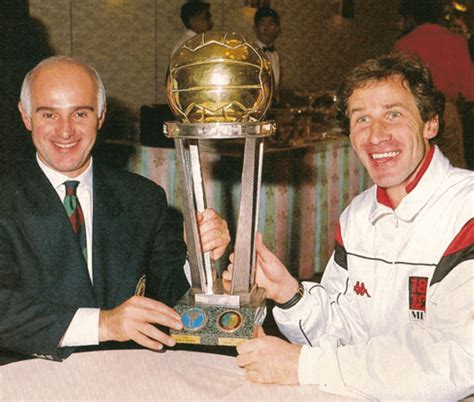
171,1,214,56
394,0,474,168
253,6,281,104
0,56,229,363
224,53,473,400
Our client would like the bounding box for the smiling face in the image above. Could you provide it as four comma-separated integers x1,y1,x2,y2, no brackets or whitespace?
19,61,105,177
348,75,438,205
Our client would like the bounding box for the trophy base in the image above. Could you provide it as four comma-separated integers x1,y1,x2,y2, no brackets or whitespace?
170,285,266,346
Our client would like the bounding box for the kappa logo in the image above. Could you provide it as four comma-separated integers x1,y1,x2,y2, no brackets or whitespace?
409,276,428,322
353,281,371,297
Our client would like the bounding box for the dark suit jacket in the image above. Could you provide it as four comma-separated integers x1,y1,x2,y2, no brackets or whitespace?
0,157,189,361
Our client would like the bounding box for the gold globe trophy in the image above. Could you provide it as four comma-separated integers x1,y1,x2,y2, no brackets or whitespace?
165,31,275,346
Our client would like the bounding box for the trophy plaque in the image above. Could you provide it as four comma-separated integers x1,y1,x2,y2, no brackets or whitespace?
165,31,275,346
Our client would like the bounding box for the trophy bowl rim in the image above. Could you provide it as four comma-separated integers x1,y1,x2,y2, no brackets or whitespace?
164,120,276,139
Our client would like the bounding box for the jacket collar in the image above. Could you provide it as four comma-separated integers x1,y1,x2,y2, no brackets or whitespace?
36,154,93,193
92,162,123,218
369,146,451,224
12,159,97,306
91,162,137,306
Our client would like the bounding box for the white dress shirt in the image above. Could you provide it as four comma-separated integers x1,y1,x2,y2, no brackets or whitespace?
37,155,99,347
255,39,280,94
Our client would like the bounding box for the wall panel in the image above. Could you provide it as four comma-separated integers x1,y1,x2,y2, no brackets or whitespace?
29,0,401,123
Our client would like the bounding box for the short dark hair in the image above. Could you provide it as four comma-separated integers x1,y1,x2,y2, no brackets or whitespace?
254,6,280,27
336,52,445,135
180,1,210,29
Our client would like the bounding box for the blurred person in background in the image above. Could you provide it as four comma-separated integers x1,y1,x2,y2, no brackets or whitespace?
172,1,214,56
394,0,474,169
254,6,281,105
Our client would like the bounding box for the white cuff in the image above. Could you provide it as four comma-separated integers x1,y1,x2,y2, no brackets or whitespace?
183,260,192,285
59,308,100,347
298,344,324,385
299,339,361,399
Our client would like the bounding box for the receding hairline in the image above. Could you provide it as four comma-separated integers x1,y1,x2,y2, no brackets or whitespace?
29,57,99,88
21,56,107,116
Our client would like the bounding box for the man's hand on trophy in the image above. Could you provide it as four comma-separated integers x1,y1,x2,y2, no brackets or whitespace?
223,233,298,303
236,326,301,384
253,233,299,303
197,208,230,260
98,295,183,350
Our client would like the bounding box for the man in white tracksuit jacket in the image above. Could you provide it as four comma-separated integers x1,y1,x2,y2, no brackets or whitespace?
225,53,473,400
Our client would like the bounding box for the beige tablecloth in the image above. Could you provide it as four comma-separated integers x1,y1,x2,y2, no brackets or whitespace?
0,349,357,401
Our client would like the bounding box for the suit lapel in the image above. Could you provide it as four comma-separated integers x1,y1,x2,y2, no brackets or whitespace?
92,164,137,307
13,162,96,306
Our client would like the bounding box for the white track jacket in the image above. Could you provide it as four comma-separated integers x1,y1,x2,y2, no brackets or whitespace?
274,146,474,400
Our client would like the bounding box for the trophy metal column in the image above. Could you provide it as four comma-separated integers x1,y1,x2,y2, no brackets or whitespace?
165,31,274,346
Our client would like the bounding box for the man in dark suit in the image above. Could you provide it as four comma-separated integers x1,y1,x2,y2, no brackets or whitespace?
0,56,230,362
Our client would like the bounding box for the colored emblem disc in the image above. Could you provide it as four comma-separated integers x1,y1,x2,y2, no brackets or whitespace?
217,310,243,333
182,308,207,331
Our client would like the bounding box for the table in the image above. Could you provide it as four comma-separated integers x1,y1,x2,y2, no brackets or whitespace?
0,349,357,401
128,137,371,279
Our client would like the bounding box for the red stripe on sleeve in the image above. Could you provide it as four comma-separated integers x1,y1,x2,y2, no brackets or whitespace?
336,223,344,246
443,219,474,256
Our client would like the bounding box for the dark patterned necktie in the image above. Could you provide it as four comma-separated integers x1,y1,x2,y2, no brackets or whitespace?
64,181,87,261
